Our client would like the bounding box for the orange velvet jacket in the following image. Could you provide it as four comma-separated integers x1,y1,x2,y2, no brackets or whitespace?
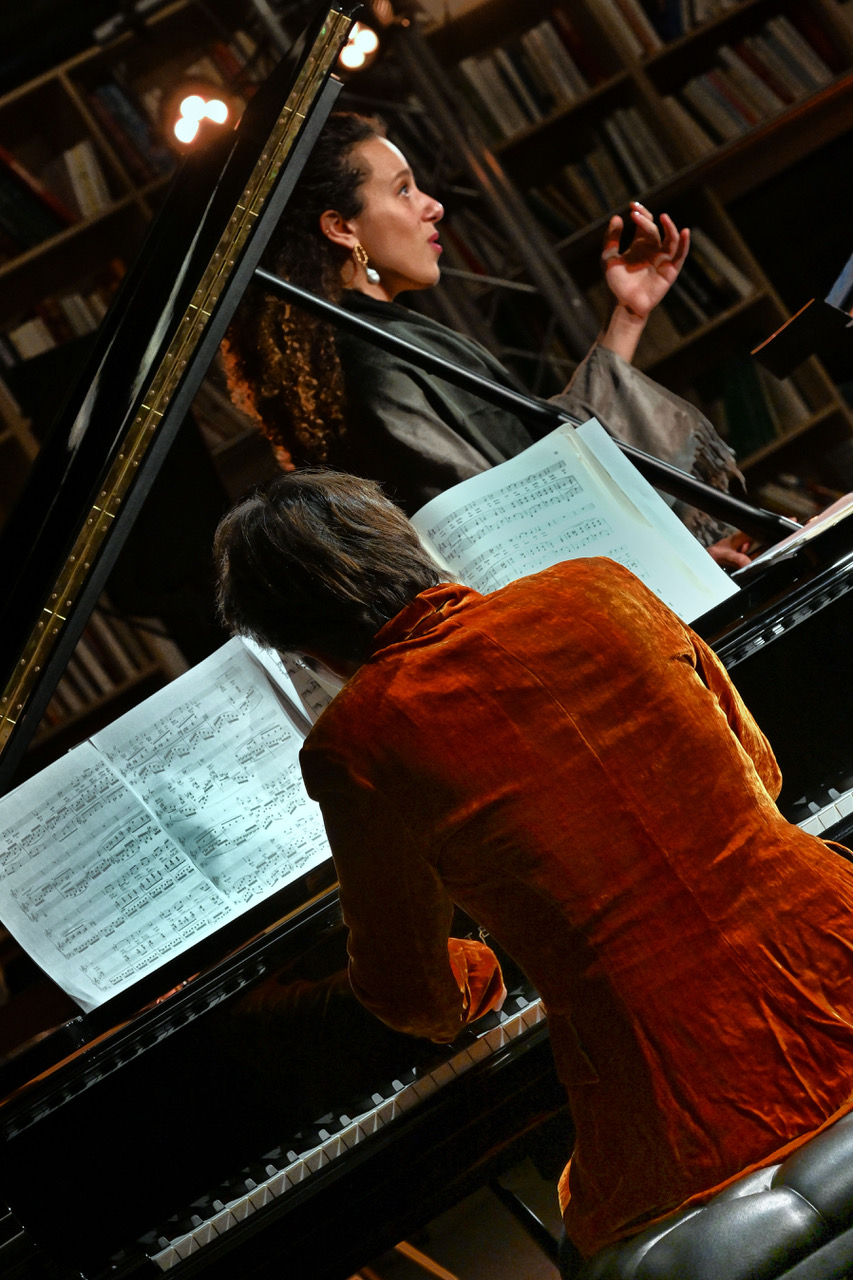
299,559,853,1257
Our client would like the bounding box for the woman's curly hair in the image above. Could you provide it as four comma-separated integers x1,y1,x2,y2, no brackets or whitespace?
222,112,384,468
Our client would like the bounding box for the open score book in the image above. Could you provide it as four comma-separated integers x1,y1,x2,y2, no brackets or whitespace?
0,418,737,1012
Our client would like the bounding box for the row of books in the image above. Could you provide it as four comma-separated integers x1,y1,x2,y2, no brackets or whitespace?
525,105,675,233
692,353,812,460
0,132,129,263
86,76,176,187
0,143,77,259
0,260,125,364
36,601,160,735
453,12,606,142
598,0,741,57
674,15,836,146
0,26,262,268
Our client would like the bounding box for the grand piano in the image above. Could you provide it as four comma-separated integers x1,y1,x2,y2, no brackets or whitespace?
2,8,853,1278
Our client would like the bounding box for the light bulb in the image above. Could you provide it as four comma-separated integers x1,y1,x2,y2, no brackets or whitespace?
339,44,366,69
204,98,228,124
179,94,207,122
174,116,199,143
353,24,379,53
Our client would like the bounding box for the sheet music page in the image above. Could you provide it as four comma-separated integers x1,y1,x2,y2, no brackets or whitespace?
411,419,738,623
0,639,330,1011
91,639,330,903
241,640,340,725
0,742,237,1011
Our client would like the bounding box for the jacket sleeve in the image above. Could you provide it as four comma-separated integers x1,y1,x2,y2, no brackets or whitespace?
551,343,746,546
688,627,783,800
303,755,505,1042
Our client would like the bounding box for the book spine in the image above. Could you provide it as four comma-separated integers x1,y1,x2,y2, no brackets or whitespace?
7,317,57,360
547,7,605,85
662,94,716,154
617,105,673,183
731,39,797,106
764,15,834,88
680,76,749,141
611,0,664,52
64,141,112,219
601,113,648,190
688,227,754,300
704,67,760,125
0,141,77,226
89,82,175,181
716,45,787,119
595,0,645,59
491,48,542,125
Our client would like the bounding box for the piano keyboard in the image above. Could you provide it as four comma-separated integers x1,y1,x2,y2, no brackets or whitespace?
149,988,545,1271
143,795,853,1273
795,785,853,838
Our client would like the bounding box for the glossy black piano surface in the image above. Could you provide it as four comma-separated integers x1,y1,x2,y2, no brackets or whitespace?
4,7,853,1277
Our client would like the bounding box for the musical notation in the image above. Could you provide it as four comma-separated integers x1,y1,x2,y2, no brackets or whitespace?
0,640,331,1011
412,419,738,623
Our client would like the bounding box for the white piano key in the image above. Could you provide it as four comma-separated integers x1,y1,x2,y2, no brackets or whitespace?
303,1148,329,1174
339,1121,362,1149
838,792,853,816
411,1073,440,1100
430,1060,458,1089
153,1246,181,1270
263,1172,289,1199
250,1187,273,1211
466,1037,494,1064
210,1208,236,1235
173,1233,198,1259
228,1196,256,1221
800,814,829,835
191,1222,217,1247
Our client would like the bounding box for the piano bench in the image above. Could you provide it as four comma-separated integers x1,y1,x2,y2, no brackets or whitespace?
560,1109,853,1280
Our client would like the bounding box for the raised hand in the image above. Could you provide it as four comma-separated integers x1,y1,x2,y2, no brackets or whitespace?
602,201,690,320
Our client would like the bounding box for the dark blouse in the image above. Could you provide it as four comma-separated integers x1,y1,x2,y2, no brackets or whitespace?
335,291,744,542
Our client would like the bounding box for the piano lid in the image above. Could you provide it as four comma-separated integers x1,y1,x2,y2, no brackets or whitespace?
0,3,356,795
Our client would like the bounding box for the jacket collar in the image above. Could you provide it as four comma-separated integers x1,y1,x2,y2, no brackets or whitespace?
367,581,480,657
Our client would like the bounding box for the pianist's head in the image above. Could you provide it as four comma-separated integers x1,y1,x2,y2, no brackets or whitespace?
214,469,444,673
222,110,443,473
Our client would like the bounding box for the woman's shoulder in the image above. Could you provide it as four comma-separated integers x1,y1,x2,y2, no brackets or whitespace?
339,291,507,373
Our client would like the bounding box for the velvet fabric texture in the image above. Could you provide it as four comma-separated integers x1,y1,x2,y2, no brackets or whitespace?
299,560,853,1257
336,292,742,543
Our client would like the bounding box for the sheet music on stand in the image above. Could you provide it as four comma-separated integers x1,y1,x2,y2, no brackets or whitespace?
0,639,331,1012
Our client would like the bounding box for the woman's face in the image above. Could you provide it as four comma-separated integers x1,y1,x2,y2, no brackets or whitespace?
344,137,444,301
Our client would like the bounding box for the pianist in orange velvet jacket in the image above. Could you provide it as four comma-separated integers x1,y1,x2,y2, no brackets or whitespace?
214,469,853,1262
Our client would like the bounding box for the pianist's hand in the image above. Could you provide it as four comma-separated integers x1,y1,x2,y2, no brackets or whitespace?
708,532,753,569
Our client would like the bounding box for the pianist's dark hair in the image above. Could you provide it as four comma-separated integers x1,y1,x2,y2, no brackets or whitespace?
214,469,444,664
221,111,384,471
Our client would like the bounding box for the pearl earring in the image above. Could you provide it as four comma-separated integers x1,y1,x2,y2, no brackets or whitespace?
353,240,380,285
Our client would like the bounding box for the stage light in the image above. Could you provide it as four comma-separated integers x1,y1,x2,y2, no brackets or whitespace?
338,22,380,71
163,82,232,148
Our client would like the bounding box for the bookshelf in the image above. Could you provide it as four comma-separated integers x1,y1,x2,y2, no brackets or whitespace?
386,0,853,514
0,0,265,520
